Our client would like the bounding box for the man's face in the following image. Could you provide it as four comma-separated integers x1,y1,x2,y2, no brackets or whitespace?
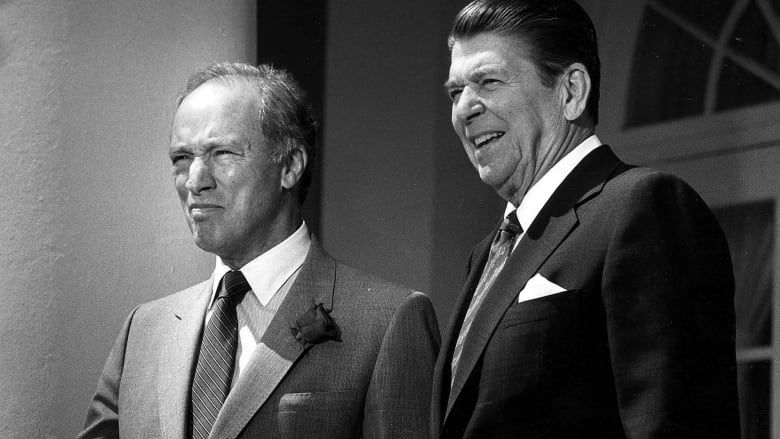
446,32,566,202
169,80,286,264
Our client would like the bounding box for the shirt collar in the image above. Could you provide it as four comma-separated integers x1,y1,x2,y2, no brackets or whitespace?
506,135,602,230
211,221,311,307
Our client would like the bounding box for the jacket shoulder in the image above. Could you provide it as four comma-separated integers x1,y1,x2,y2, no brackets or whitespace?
333,261,420,306
131,279,210,319
602,164,711,212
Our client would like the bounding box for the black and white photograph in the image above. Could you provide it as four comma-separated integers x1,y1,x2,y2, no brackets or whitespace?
0,1,777,438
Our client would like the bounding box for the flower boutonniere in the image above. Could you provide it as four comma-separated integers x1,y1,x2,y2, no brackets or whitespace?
290,303,342,348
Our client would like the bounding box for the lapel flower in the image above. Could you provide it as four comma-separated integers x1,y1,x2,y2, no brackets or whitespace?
290,303,342,347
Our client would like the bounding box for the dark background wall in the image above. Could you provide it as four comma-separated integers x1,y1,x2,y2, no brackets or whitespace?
257,0,328,235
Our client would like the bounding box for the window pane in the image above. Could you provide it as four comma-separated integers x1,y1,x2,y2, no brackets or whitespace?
716,57,780,111
728,0,780,71
713,200,774,349
626,8,711,127
737,361,771,439
718,1,780,112
656,0,732,38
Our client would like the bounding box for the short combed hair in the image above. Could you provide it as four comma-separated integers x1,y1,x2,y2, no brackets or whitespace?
176,62,318,201
449,0,600,124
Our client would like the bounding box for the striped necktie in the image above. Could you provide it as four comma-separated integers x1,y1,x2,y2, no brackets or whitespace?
450,210,522,384
190,270,251,439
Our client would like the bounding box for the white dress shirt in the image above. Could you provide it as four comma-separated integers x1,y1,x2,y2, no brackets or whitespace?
507,135,602,247
206,222,311,383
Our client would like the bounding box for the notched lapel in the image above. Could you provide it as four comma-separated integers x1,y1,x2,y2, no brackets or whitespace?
208,239,337,439
158,280,212,439
446,207,578,417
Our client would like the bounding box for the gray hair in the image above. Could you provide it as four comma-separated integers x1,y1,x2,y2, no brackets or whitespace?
176,62,318,201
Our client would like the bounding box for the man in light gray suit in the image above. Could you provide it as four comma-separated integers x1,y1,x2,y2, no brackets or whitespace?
78,62,440,439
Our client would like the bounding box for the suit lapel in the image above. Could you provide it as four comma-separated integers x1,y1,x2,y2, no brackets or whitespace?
445,207,578,418
209,238,336,439
158,279,212,439
442,146,624,424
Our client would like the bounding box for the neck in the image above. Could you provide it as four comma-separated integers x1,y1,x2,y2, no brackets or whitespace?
506,124,594,206
220,207,303,270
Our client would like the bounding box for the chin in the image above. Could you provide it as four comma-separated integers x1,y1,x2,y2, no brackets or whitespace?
477,167,502,187
191,232,222,254
478,169,517,198
193,240,215,254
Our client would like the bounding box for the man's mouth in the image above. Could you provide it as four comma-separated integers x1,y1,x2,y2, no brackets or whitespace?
473,132,504,149
189,204,222,216
189,203,220,211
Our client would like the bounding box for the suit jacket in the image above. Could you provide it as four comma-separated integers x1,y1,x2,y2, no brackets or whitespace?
79,238,440,439
432,146,739,438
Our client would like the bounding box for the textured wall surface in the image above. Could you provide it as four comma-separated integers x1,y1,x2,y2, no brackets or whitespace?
0,1,256,437
0,2,69,436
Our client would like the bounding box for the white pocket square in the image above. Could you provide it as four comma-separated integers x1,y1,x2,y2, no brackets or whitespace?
518,273,567,303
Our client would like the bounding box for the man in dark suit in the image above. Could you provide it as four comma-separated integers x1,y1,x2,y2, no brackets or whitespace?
78,62,439,438
433,1,739,437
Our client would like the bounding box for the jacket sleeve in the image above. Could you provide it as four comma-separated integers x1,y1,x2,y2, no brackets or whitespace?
602,173,739,438
363,291,441,438
76,307,138,439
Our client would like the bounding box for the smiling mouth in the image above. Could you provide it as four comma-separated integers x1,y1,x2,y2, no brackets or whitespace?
473,132,505,149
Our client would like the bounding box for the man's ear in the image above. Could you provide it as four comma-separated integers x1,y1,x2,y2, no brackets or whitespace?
281,145,308,190
559,63,591,122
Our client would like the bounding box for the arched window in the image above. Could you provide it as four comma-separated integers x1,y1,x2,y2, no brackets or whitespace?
626,0,780,127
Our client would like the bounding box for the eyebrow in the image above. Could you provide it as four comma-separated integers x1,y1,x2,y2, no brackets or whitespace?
204,135,242,146
443,78,460,91
443,66,502,90
168,137,243,153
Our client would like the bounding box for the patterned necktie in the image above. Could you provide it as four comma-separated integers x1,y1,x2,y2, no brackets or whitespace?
450,210,522,384
191,270,251,439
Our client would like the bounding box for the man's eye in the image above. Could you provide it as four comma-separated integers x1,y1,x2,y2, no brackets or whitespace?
448,89,462,102
480,78,500,89
171,154,191,164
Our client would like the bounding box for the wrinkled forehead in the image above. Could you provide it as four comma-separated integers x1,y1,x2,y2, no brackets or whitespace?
448,32,532,79
451,31,534,60
170,81,261,145
177,80,260,120
181,80,256,115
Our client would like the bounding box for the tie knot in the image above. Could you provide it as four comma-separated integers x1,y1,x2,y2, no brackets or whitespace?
220,270,251,300
499,210,522,236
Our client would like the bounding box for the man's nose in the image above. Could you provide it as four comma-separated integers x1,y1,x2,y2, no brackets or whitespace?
184,156,215,194
453,86,484,123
